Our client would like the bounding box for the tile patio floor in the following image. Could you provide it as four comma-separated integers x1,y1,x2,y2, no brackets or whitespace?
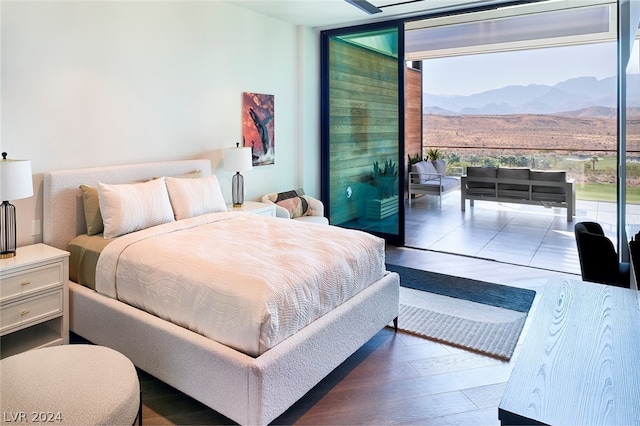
404,190,638,275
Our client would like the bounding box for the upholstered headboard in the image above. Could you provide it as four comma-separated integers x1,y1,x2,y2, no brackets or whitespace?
43,159,212,251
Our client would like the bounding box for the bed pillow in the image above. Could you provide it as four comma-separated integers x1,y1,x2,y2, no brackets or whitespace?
97,178,175,238
149,170,202,181
165,175,227,220
267,190,309,218
174,170,202,179
78,171,201,235
79,185,104,235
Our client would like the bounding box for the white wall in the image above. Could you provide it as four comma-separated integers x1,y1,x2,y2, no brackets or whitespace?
298,25,321,196
1,0,320,247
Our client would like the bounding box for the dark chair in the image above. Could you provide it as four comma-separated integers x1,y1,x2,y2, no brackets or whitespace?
574,221,630,288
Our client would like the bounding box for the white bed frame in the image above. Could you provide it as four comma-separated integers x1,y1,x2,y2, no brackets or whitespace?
43,159,400,425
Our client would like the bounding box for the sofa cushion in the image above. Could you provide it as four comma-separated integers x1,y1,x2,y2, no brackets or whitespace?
531,170,566,194
531,192,567,202
497,168,530,190
440,177,460,192
531,171,567,202
413,161,438,183
466,167,497,190
415,176,460,190
497,168,530,199
432,159,446,176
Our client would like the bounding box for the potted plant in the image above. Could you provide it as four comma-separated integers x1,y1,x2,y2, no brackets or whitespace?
407,153,424,198
426,148,443,161
407,153,423,169
367,159,399,220
372,159,398,199
427,148,447,176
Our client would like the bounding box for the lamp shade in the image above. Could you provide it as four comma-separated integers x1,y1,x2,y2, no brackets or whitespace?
0,157,33,202
224,145,253,173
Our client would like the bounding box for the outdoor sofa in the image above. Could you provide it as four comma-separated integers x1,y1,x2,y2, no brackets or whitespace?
461,166,575,221
408,160,461,205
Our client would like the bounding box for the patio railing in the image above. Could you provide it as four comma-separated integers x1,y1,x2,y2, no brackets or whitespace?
420,146,640,203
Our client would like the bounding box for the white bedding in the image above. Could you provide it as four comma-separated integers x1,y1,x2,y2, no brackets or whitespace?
96,212,386,356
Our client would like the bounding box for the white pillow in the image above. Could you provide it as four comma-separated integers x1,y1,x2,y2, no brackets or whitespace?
97,178,175,238
165,175,227,220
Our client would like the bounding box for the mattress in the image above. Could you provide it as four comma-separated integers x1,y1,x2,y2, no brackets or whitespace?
93,212,386,356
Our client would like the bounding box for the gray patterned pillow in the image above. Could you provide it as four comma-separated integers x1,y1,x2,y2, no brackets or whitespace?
268,190,309,218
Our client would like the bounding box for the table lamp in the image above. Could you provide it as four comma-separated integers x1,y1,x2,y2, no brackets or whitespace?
0,152,33,258
224,143,253,207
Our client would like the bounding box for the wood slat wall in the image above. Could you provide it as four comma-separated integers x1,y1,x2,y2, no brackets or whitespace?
405,66,422,165
328,37,399,225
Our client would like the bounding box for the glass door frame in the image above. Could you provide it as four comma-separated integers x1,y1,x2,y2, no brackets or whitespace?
619,0,640,261
320,20,406,246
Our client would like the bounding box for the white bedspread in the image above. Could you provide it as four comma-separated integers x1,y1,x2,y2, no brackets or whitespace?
96,212,386,356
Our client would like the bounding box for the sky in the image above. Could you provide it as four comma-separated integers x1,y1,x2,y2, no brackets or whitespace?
422,42,635,96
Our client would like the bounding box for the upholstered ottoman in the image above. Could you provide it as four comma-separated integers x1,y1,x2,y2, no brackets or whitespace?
0,345,140,425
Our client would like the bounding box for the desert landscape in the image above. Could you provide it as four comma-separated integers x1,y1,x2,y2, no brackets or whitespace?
423,111,640,153
420,110,640,194
423,107,640,199
418,75,640,198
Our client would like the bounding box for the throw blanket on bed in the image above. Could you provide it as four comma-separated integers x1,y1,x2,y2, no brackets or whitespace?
96,212,386,356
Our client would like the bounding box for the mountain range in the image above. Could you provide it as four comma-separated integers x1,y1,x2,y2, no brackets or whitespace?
424,75,640,116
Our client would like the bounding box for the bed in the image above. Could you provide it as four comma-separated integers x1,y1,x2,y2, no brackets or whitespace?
42,159,400,425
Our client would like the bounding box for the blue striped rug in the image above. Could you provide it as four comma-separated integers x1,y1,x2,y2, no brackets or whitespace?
386,264,536,360
386,264,535,313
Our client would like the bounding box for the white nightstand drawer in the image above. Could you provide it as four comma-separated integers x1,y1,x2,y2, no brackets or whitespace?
1,263,63,302
1,289,63,335
228,201,276,217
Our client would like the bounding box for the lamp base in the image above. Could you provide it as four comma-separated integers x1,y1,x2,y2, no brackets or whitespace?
0,251,16,259
0,200,17,258
231,172,244,207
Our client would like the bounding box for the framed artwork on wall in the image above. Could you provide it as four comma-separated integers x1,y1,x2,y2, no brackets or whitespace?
242,92,275,166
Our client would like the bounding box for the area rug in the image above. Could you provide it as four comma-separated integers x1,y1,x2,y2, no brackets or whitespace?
386,264,537,360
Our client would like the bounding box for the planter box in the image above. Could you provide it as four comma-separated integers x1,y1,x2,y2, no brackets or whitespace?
366,195,399,220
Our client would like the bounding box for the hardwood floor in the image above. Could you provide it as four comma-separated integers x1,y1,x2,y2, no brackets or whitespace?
138,246,582,425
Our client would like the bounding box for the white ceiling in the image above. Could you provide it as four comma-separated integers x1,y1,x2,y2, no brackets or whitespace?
226,0,517,29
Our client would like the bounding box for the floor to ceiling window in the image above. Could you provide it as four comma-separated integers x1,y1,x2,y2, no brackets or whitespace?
406,1,619,194
420,42,619,205
401,0,631,268
321,1,640,265
407,40,622,274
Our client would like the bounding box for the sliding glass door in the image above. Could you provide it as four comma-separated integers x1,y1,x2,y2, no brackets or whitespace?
321,22,405,245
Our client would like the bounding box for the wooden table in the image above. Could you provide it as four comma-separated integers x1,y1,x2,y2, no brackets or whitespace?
499,279,640,425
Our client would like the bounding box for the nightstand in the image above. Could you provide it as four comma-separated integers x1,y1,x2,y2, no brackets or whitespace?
227,201,276,217
0,244,70,359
